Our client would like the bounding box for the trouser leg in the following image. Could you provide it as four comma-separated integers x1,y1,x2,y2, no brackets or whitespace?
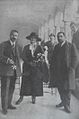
1,76,10,111
58,87,71,107
63,90,71,107
8,72,16,106
58,87,63,103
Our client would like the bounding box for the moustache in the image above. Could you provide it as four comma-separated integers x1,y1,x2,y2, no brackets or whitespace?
12,38,16,40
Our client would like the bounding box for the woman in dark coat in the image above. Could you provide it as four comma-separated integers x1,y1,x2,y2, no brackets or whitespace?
16,32,44,104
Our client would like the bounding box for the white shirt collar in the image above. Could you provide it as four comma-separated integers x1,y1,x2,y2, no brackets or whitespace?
61,41,65,47
10,40,16,47
29,44,33,50
29,44,34,56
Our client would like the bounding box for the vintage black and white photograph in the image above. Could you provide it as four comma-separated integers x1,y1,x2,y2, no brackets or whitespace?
0,0,79,118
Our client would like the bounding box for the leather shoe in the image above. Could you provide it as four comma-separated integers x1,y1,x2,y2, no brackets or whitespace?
2,110,7,115
56,102,64,108
64,105,71,113
15,97,23,105
8,105,16,109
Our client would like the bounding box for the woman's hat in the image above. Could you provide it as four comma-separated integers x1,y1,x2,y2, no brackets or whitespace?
36,37,42,42
26,32,38,40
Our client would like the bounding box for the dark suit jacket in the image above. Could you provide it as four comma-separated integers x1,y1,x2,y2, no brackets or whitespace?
51,42,78,90
72,30,79,78
72,30,79,51
0,40,21,76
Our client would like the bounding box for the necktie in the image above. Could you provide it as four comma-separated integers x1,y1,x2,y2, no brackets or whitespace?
12,44,15,56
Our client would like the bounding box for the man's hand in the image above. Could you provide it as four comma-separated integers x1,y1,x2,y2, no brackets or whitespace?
12,65,16,70
7,58,14,65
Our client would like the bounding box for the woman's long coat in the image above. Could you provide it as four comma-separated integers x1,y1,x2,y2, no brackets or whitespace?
20,44,43,96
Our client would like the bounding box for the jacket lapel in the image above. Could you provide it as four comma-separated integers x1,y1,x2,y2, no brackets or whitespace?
8,40,16,62
65,42,71,68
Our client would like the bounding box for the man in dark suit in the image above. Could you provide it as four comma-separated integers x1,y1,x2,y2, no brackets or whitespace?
0,30,21,114
50,32,78,113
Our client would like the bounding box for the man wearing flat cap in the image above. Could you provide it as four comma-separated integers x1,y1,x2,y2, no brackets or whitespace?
16,32,44,105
